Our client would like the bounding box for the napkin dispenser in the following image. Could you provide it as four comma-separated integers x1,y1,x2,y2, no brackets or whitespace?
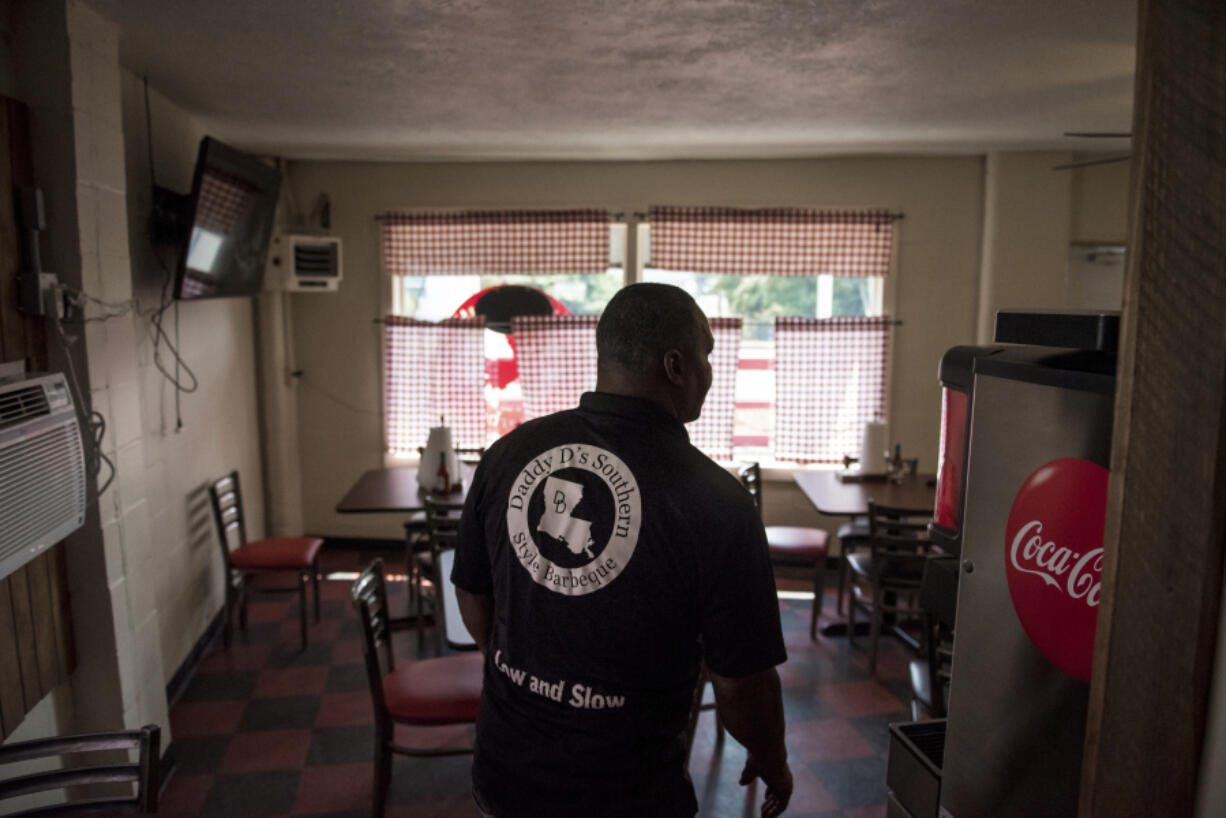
419,424,462,493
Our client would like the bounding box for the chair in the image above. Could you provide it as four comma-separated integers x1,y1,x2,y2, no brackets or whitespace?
738,462,830,640
404,447,484,616
834,453,870,618
910,555,958,720
208,471,323,650
684,663,724,763
846,501,935,675
0,724,160,815
831,454,915,616
835,517,871,616
351,559,483,818
413,499,467,655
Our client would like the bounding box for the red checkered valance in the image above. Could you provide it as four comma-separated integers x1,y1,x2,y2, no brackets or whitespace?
648,206,896,277
685,317,742,461
384,317,487,454
378,210,611,276
513,315,600,420
774,316,892,464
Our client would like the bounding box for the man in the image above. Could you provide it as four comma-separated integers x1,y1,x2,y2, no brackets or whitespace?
453,283,792,817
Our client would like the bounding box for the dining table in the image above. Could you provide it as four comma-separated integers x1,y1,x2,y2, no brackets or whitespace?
335,464,471,514
792,469,937,518
792,469,937,637
335,465,476,648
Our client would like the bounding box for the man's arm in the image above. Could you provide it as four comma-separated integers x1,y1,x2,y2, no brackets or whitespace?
709,666,792,818
455,588,493,655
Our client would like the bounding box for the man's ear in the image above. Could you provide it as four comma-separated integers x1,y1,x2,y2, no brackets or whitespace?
662,348,685,385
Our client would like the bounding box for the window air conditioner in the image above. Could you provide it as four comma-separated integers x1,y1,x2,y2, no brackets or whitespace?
266,233,343,292
0,372,87,578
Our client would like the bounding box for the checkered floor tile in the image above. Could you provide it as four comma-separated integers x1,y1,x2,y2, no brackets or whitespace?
158,549,916,817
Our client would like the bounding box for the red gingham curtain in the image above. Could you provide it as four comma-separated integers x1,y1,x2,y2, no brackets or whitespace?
648,206,894,277
685,318,742,461
378,210,610,276
384,317,487,454
774,317,892,464
512,315,600,420
196,170,255,234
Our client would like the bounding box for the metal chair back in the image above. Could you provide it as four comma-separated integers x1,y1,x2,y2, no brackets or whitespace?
0,725,160,815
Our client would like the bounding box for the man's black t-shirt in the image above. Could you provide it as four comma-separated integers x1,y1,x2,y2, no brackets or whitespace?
452,392,787,817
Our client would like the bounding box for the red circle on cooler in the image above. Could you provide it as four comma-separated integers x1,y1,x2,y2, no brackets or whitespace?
1004,457,1109,683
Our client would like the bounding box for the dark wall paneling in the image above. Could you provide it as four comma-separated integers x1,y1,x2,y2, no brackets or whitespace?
0,96,23,361
26,556,62,691
0,578,28,734
48,547,74,682
0,95,77,741
1081,0,1226,814
8,566,45,709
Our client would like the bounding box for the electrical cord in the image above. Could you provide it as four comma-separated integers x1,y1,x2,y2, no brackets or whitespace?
54,283,137,323
145,249,199,397
49,299,116,501
55,269,200,401
298,374,378,416
142,75,199,414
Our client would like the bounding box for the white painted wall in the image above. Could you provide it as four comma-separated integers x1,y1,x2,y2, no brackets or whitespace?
1070,158,1130,244
2,0,268,761
284,154,1130,540
118,72,267,682
1067,158,1130,312
3,0,171,794
976,152,1075,342
285,157,987,539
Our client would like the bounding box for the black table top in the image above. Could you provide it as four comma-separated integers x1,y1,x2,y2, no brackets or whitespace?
335,466,471,514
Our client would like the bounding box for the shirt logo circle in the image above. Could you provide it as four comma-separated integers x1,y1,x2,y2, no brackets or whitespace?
505,444,641,596
1004,457,1108,683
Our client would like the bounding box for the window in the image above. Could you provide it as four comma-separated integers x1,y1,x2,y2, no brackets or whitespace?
641,266,884,459
382,207,896,465
384,215,625,449
640,209,892,464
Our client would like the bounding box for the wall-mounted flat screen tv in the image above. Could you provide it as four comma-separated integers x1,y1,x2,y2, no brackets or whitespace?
172,137,281,300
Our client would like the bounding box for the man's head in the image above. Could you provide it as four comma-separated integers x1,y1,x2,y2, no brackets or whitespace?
595,283,713,423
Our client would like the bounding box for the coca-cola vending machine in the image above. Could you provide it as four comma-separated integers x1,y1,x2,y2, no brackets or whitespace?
935,310,1118,818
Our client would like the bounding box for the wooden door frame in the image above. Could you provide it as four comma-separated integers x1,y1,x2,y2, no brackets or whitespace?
1081,1,1226,814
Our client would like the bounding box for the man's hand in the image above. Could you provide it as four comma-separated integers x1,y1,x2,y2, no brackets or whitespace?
739,753,793,818
709,667,791,816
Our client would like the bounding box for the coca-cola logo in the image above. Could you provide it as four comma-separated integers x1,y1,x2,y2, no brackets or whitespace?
1004,458,1109,683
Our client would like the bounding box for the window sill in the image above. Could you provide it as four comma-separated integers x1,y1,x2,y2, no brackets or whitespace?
717,460,841,482
388,452,844,482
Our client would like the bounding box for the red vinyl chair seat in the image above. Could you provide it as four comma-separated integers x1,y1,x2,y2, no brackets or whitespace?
765,526,829,562
383,651,484,724
229,536,323,570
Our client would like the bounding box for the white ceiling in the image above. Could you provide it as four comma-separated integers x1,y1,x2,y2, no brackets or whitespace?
85,0,1138,162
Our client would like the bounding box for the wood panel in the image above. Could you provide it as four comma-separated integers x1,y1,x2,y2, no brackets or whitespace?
4,99,43,366
26,556,62,692
0,94,78,740
0,98,22,361
0,577,28,735
1081,0,1226,814
48,546,75,682
8,566,44,709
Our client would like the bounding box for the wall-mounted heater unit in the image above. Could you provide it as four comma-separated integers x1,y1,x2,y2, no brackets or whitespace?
266,233,343,292
0,372,87,579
